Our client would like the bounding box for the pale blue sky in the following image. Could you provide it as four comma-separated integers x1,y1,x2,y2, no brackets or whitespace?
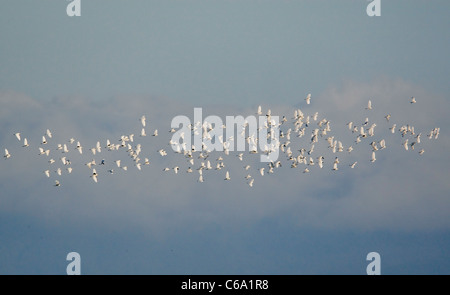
1,1,449,105
1,1,449,275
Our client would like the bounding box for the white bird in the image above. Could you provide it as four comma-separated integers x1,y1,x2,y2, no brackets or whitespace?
350,161,357,168
46,129,52,138
410,96,416,104
419,149,425,155
366,100,372,110
76,142,83,154
198,174,204,183
140,128,147,137
332,162,338,171
370,141,379,151
38,147,49,156
318,156,324,169
305,93,311,105
14,133,21,141
257,105,262,115
22,138,29,147
140,115,146,127
371,151,376,163
115,160,121,168
44,170,50,178
153,129,158,137
403,139,409,151
56,168,62,176
224,171,230,180
41,136,47,145
67,167,73,174
91,169,98,183
248,178,254,187
259,168,265,176
54,180,61,187
390,124,396,134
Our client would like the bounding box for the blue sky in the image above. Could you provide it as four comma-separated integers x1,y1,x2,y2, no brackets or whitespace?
0,0,449,274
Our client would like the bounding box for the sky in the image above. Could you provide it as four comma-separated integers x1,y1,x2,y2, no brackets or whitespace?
0,0,449,275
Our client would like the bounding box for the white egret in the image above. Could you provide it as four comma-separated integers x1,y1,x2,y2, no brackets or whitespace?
91,169,98,183
371,151,376,163
332,162,338,171
305,93,311,105
76,142,83,154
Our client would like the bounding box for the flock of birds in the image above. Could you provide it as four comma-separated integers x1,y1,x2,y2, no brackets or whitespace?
2,95,441,188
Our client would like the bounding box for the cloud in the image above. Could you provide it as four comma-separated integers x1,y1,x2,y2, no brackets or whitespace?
0,77,448,236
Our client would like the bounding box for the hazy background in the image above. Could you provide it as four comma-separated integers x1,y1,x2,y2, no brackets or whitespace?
0,0,449,274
